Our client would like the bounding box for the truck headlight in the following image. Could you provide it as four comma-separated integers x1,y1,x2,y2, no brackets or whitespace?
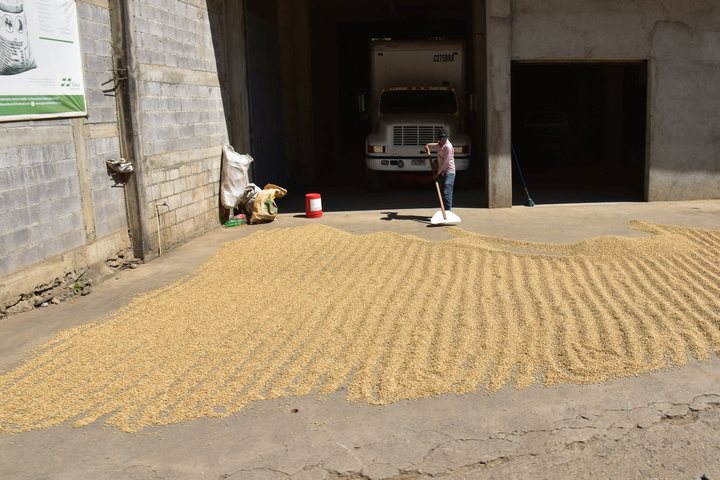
453,145,469,154
367,145,386,154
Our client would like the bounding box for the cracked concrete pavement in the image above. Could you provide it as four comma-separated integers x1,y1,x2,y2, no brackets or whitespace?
1,198,719,479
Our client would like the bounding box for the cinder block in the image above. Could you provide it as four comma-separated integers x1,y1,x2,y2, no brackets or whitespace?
162,209,176,227
172,178,186,194
188,202,201,218
94,8,110,26
180,190,193,206
5,226,31,254
159,182,174,199
25,164,45,185
180,163,193,177
0,147,19,168
16,245,46,270
183,174,199,190
166,193,182,211
150,169,167,185
27,181,58,205
0,188,28,213
175,205,189,222
64,175,81,198
0,169,20,193
52,230,86,257
204,184,215,199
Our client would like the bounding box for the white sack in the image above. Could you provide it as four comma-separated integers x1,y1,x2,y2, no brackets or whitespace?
220,145,253,209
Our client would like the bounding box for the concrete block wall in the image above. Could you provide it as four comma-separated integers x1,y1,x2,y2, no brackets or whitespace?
0,130,84,277
0,0,130,313
131,0,229,254
510,0,720,201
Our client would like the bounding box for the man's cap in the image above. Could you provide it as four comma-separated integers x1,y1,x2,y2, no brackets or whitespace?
438,130,448,139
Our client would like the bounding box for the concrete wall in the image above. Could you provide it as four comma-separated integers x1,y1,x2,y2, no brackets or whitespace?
509,0,720,201
0,0,131,315
127,0,229,254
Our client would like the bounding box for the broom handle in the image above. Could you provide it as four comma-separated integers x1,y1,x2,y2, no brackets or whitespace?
434,181,447,221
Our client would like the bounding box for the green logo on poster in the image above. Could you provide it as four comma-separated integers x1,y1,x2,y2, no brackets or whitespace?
61,77,72,87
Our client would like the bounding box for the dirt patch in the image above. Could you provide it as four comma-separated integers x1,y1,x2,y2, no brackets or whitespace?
0,222,718,433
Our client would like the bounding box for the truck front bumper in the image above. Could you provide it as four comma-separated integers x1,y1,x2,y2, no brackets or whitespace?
366,157,470,172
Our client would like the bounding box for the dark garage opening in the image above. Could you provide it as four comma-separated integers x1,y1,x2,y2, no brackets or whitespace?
511,62,647,205
314,15,472,188
243,0,481,212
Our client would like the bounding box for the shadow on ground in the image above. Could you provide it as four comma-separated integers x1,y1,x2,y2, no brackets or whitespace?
280,184,486,214
277,182,644,215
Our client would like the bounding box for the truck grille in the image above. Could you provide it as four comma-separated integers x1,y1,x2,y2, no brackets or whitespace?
393,125,444,146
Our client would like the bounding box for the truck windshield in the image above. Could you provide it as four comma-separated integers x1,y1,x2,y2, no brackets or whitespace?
379,90,457,114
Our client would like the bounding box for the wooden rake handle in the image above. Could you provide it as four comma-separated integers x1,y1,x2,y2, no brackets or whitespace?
434,181,447,221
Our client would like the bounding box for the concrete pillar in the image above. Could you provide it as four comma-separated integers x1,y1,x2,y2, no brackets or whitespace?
644,59,654,202
485,0,513,208
109,0,149,259
71,118,97,243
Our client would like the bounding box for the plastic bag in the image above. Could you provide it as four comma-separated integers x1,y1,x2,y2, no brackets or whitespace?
237,183,261,216
249,183,287,224
0,0,37,75
220,145,253,209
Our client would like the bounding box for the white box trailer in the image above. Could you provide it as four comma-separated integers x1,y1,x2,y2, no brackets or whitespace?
364,40,471,184
370,40,465,102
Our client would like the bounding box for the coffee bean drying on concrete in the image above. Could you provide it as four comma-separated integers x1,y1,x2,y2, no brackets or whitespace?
0,222,718,433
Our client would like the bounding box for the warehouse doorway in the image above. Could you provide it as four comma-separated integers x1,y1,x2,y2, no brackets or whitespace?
511,62,648,204
241,0,477,193
315,16,472,187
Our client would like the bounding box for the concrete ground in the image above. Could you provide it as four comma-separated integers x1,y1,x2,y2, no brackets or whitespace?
1,196,719,480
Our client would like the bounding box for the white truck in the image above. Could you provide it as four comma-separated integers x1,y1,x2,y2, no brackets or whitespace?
363,39,472,186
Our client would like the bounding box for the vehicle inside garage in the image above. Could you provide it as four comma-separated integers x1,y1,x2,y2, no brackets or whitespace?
511,62,648,204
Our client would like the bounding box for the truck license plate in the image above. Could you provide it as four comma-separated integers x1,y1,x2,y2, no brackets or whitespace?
411,159,426,166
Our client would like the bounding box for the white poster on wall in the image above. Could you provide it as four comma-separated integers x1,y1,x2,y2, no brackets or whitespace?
0,0,86,122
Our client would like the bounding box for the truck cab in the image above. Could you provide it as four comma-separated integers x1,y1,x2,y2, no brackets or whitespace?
365,86,470,172
362,40,471,185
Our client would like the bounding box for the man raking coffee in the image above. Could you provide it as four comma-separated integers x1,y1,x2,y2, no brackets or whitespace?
425,130,461,225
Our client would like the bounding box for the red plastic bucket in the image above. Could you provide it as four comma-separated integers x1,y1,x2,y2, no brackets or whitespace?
305,193,322,218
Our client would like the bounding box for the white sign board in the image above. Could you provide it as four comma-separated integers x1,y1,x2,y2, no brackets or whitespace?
0,0,86,122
